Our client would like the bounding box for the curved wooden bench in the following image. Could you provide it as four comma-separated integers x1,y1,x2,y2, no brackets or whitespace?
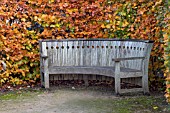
39,39,154,94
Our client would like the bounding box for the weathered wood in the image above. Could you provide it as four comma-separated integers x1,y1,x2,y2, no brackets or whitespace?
48,66,142,77
80,41,84,66
47,42,52,66
143,43,153,94
83,75,89,86
120,88,143,93
101,41,107,66
52,42,57,65
39,38,154,43
119,72,142,78
112,57,145,62
62,41,67,66
41,42,49,88
41,55,48,58
39,39,154,94
49,66,114,77
85,41,91,66
75,41,80,66
91,41,96,66
98,41,102,66
67,41,73,66
115,61,120,95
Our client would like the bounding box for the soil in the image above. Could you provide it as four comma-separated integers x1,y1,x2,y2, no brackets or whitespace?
0,86,169,113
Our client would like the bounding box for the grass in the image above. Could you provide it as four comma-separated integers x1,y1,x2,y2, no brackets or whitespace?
0,87,170,113
67,94,170,113
0,88,43,100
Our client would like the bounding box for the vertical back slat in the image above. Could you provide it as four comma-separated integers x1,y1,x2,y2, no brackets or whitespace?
47,42,52,66
86,41,91,66
109,41,115,66
74,41,80,66
97,41,101,66
106,41,111,66
83,41,87,66
80,41,84,66
62,41,67,66
51,42,56,64
91,41,96,66
94,41,98,66
67,41,73,66
58,42,63,66
101,41,107,66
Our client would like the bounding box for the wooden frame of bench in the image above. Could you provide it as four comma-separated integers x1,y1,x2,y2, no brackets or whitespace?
39,38,154,95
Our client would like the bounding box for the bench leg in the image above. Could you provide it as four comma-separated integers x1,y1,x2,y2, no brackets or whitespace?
43,56,49,88
40,72,45,88
115,62,120,95
142,74,149,95
84,75,89,86
115,75,120,95
44,72,49,88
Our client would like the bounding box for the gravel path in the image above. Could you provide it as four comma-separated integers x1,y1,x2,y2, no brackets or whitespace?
0,87,117,113
0,86,169,113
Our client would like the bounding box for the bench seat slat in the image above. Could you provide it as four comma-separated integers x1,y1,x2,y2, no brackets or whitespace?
48,66,142,78
112,57,145,62
120,88,143,94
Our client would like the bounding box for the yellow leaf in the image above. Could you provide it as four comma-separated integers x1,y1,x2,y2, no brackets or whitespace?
25,22,31,27
108,14,112,18
106,24,111,29
155,0,162,6
21,71,25,77
21,18,26,22
36,74,40,78
138,0,144,2
163,34,169,40
34,16,38,21
30,63,33,67
122,21,129,27
101,24,105,28
112,24,116,29
67,9,73,14
153,106,158,110
0,79,5,83
49,0,55,3
38,0,42,4
38,18,41,21
6,73,9,77
41,14,47,20
115,16,120,20
50,25,55,28
121,12,126,16
3,78,7,81
55,24,60,28
50,16,56,22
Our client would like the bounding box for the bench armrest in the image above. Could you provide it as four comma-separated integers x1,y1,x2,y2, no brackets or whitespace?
112,57,145,62
41,55,48,59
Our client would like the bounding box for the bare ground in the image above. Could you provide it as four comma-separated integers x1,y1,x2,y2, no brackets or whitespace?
0,86,169,113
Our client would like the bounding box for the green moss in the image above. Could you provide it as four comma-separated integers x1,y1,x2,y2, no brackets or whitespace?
66,95,167,113
0,89,43,100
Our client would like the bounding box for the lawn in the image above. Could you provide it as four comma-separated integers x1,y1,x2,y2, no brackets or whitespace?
0,86,169,113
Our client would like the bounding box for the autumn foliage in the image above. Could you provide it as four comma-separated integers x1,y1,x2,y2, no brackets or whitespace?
0,0,169,100
164,3,170,102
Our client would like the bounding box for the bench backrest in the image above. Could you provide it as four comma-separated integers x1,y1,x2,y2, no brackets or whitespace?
39,39,153,70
